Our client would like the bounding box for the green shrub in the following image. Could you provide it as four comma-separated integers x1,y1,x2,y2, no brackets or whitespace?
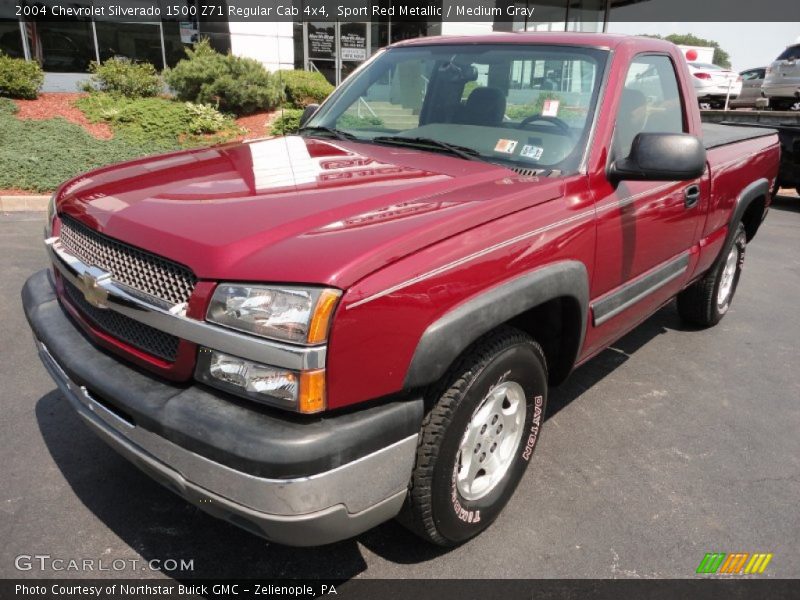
184,101,228,134
0,54,44,99
76,94,240,149
269,109,304,136
337,113,384,129
277,70,333,108
164,39,284,115
84,57,161,98
506,93,563,120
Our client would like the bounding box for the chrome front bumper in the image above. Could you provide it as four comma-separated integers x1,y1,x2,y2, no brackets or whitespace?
34,337,417,546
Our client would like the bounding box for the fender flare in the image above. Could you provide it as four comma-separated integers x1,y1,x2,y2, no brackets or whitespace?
403,261,589,390
718,178,769,259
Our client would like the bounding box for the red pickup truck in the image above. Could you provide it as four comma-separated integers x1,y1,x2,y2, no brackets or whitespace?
23,33,779,547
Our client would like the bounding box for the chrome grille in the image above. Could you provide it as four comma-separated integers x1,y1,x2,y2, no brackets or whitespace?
64,280,180,362
59,215,196,306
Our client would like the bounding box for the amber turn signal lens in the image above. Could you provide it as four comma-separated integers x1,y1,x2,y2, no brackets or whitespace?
307,289,341,344
299,369,326,414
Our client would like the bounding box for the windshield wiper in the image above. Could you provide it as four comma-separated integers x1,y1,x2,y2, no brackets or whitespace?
299,126,358,141
372,136,482,162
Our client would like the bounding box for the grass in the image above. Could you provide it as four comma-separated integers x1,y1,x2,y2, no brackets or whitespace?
0,98,157,193
76,94,241,150
0,95,242,193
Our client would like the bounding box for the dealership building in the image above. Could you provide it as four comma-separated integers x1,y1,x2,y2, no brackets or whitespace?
1,1,645,90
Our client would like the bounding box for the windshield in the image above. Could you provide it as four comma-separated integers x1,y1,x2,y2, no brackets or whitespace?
305,44,609,173
776,45,800,61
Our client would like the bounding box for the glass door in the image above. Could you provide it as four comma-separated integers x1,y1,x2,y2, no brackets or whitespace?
305,21,337,84
304,21,370,85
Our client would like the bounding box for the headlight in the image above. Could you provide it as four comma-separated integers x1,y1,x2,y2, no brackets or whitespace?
207,284,341,344
195,348,326,413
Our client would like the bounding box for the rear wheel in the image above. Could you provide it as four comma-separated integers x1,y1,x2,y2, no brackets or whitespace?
399,327,548,546
677,222,747,327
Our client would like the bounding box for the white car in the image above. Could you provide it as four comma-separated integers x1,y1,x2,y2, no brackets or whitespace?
687,62,743,109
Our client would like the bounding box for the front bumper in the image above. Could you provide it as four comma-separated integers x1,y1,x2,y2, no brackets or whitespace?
23,269,423,546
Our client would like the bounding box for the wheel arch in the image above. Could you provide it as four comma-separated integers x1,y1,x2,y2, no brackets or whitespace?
728,178,770,249
403,261,589,391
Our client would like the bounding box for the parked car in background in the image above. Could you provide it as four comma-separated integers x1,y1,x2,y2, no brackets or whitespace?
762,43,800,111
729,67,766,109
688,62,742,108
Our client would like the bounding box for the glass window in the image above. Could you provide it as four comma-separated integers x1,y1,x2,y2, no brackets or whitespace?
567,0,605,32
26,21,96,72
307,44,608,174
614,54,685,158
95,22,163,69
777,45,800,61
0,18,24,58
525,1,568,31
741,69,764,81
161,20,190,68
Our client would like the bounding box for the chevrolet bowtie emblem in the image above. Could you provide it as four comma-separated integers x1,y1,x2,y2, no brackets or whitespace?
78,267,112,309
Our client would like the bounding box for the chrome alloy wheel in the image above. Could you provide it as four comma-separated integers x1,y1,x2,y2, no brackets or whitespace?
456,381,527,501
717,244,739,307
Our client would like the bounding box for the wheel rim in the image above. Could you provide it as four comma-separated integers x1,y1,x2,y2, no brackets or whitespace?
717,244,739,307
456,381,527,501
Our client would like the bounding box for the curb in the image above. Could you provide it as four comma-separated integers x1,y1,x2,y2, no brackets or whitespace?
0,195,50,212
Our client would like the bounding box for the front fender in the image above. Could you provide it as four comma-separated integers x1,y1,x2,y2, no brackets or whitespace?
403,261,589,389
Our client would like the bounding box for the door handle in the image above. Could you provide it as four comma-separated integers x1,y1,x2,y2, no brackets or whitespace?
684,184,701,209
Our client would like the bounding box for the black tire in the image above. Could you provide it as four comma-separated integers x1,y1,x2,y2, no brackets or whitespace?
795,186,800,197
677,222,747,327
398,326,548,546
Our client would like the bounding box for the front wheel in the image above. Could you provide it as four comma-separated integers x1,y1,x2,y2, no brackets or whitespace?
677,222,747,327
398,327,548,546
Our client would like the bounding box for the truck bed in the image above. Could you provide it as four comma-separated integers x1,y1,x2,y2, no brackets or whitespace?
702,122,778,150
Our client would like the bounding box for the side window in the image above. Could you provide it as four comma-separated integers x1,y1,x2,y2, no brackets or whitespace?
614,55,685,158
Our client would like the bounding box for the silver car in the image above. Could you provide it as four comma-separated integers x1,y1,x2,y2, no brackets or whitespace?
762,43,800,111
730,67,766,109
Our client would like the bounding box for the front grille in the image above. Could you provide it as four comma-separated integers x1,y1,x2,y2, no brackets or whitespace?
59,215,196,307
65,280,180,362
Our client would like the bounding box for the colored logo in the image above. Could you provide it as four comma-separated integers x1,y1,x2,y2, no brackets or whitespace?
696,552,773,575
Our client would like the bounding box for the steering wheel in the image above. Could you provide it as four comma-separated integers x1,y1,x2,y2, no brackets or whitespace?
518,114,572,136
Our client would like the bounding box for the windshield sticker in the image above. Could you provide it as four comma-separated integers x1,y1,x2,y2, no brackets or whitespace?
520,145,544,161
542,99,560,117
494,139,518,154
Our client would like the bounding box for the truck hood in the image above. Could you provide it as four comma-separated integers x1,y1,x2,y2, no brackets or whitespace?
56,135,564,288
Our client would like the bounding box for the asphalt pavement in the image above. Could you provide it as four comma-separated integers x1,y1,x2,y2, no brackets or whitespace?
1,194,799,580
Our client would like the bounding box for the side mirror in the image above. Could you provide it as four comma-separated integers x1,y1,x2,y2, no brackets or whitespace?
299,104,320,128
609,133,706,183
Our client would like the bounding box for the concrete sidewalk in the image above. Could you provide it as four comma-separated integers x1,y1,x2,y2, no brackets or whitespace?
0,195,49,212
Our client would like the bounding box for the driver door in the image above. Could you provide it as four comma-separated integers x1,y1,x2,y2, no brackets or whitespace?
586,54,706,352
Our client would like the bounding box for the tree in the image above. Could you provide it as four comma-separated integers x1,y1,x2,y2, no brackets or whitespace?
638,33,732,68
